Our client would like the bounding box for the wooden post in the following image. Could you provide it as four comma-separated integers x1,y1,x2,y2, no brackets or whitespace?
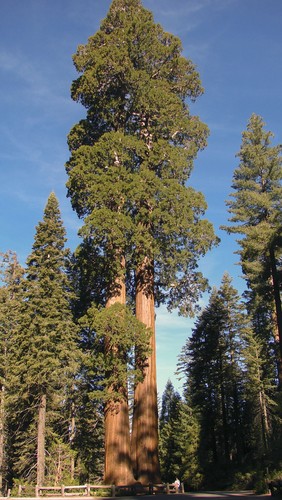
61,484,65,496
166,483,170,494
35,485,39,497
111,484,116,497
37,394,47,488
86,484,90,496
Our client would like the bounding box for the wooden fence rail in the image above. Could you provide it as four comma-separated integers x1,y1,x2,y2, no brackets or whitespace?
15,481,185,497
35,484,115,497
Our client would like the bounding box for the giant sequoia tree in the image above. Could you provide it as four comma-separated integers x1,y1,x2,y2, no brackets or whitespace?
66,0,217,484
223,114,282,387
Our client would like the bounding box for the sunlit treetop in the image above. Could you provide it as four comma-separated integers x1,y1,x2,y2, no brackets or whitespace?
66,0,218,316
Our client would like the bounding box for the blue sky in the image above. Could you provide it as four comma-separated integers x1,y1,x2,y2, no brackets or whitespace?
1,0,281,397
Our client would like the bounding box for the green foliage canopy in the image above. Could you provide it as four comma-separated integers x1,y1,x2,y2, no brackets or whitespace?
79,302,151,402
223,114,282,293
66,0,218,315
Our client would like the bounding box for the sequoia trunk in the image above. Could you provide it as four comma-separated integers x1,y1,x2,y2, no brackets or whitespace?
131,257,161,484
104,257,135,485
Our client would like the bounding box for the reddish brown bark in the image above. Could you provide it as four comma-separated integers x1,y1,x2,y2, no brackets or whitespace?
104,258,135,485
131,257,161,484
104,397,134,485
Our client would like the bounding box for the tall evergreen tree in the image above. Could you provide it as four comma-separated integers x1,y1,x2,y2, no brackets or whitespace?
11,193,79,486
179,275,246,480
159,381,200,487
241,327,277,462
217,274,247,462
0,252,24,494
222,114,282,386
159,380,181,430
66,0,217,483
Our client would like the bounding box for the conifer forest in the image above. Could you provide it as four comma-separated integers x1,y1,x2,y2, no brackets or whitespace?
0,0,282,496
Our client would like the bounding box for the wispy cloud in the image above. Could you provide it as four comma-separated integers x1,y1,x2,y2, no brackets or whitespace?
0,48,76,200
0,50,49,100
0,48,74,115
146,0,235,34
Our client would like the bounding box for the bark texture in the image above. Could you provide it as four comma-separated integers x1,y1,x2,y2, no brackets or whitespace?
104,259,135,485
131,257,161,484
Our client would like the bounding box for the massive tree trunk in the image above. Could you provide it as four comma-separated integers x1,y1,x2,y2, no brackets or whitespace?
104,257,135,485
37,393,46,487
104,396,134,485
131,257,161,484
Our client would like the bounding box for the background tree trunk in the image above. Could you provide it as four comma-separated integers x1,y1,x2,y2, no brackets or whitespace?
131,257,161,484
259,388,270,453
70,402,76,481
269,247,282,387
37,394,46,487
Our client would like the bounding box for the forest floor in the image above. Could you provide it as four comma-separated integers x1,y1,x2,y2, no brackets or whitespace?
0,491,271,500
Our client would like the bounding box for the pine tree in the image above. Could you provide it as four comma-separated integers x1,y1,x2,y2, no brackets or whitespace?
186,289,228,468
241,327,277,462
159,380,181,430
222,114,282,386
217,273,247,462
69,390,104,483
159,381,200,487
11,193,79,486
66,0,217,483
0,252,24,494
180,275,247,480
68,244,107,483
